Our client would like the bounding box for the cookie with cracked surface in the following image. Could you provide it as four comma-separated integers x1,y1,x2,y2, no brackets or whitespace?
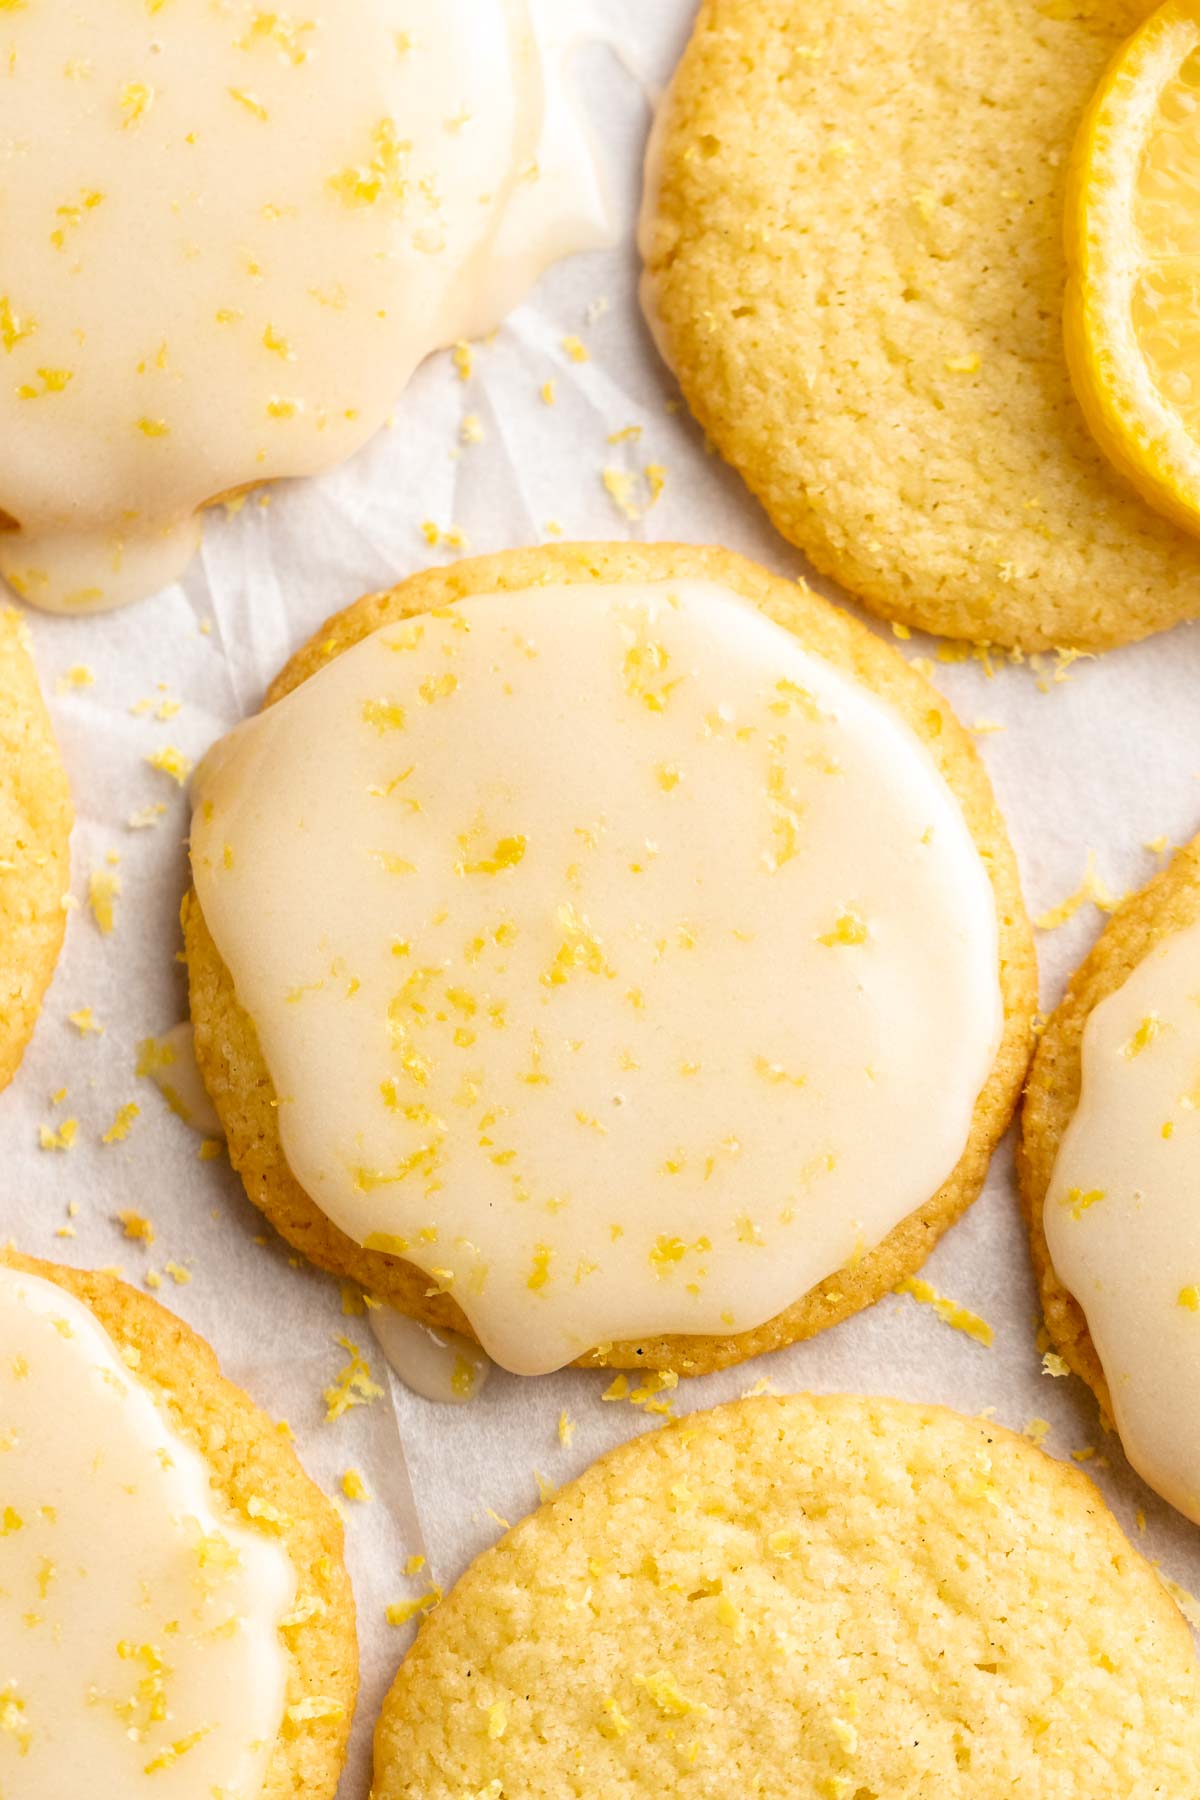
373,1393,1200,1799
639,0,1200,651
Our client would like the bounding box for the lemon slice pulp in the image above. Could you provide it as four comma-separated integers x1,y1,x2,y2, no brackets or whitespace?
1066,0,1200,533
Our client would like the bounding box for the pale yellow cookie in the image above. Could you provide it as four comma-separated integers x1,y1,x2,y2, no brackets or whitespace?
0,1249,357,1798
373,1393,1200,1798
183,541,1036,1375
640,0,1200,652
1018,834,1200,1418
0,612,70,1090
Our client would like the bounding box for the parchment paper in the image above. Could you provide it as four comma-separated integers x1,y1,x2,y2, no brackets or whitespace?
6,5,1200,1792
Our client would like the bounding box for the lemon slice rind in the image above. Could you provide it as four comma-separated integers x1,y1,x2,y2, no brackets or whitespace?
1065,0,1200,534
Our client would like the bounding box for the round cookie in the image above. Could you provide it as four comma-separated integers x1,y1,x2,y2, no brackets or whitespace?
639,0,1200,653
183,540,1036,1376
1018,834,1200,1419
0,1,608,613
0,1248,358,1798
373,1393,1200,1798
0,611,70,1090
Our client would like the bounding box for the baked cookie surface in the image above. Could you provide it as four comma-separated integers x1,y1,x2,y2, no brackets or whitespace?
373,1393,1200,1798
0,613,71,1091
1019,835,1200,1509
0,1249,357,1799
639,0,1200,652
184,541,1035,1376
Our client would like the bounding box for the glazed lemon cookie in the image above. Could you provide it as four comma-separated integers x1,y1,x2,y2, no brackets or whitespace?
0,1249,356,1798
184,542,1035,1377
1019,834,1200,1523
0,613,71,1090
374,1393,1200,1798
0,1,607,613
639,0,1200,652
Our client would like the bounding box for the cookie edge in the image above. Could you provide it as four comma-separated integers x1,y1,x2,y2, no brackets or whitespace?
0,611,71,1091
1017,833,1200,1422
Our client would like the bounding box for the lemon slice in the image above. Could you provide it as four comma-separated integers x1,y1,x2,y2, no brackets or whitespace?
1065,0,1200,533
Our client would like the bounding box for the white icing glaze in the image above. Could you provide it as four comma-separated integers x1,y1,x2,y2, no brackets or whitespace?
1045,914,1200,1523
0,0,608,614
191,577,1003,1376
370,1307,491,1405
145,1022,225,1138
0,1265,296,1797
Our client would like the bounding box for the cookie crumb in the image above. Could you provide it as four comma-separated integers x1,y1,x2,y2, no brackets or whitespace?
101,1101,140,1145
1035,852,1122,931
386,1587,441,1627
88,868,121,933
323,1337,383,1421
895,1277,993,1346
117,1210,155,1244
145,745,192,785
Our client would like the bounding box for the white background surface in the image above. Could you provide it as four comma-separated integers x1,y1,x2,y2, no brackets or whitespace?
7,4,1200,1793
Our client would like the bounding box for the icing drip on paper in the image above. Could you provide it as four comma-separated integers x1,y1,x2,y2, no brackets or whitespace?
370,1307,491,1405
142,1022,224,1137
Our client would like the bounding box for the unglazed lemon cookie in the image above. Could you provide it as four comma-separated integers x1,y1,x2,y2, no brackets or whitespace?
373,1393,1200,1798
0,613,71,1090
0,1249,356,1798
0,1,607,613
639,0,1200,652
183,542,1035,1377
1019,834,1200,1523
